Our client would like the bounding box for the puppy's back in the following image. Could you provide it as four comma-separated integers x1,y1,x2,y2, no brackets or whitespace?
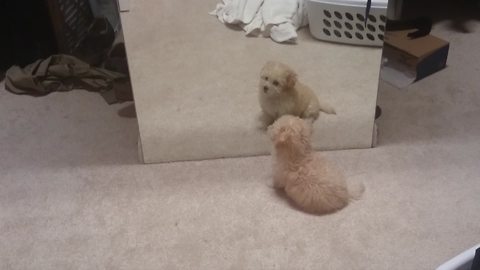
284,158,350,214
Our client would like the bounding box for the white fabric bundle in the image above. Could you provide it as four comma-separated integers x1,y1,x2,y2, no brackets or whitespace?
210,0,308,43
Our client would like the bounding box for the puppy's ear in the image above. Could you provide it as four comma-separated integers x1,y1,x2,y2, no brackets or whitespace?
298,119,313,146
285,69,298,89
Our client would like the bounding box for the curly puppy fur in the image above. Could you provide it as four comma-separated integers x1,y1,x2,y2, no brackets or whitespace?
268,115,364,214
258,61,336,129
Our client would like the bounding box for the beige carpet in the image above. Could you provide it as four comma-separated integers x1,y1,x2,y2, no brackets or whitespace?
121,0,383,163
1,12,480,270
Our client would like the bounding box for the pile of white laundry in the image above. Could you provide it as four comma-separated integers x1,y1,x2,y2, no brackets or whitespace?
210,0,309,43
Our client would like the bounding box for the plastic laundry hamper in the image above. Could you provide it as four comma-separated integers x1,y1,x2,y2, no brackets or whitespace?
306,0,389,47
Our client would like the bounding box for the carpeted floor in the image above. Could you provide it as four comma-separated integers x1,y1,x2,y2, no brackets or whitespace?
1,10,479,270
121,0,383,163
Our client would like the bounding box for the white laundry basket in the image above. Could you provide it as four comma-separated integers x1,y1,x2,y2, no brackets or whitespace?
306,0,389,46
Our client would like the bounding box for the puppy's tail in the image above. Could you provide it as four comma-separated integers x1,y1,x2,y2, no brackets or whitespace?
348,180,365,200
318,100,336,115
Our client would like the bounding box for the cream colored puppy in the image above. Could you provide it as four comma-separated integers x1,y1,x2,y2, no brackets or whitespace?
258,61,336,129
268,115,364,214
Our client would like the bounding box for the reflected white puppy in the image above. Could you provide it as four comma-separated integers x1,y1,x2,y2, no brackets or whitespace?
258,61,336,129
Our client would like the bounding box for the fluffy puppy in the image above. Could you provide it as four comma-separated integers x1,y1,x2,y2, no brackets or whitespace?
258,61,336,129
268,115,364,214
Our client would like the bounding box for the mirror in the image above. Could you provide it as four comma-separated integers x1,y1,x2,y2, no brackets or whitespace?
120,0,389,163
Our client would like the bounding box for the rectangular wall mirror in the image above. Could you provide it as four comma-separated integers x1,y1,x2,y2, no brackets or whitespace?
121,0,396,163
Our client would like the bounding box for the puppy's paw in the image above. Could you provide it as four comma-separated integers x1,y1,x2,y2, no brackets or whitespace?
302,105,320,121
257,113,274,131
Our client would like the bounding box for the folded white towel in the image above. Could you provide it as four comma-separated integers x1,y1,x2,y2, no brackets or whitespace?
210,0,308,43
262,0,297,26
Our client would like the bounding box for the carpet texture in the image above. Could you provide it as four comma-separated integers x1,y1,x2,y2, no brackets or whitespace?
1,9,480,270
121,0,383,163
